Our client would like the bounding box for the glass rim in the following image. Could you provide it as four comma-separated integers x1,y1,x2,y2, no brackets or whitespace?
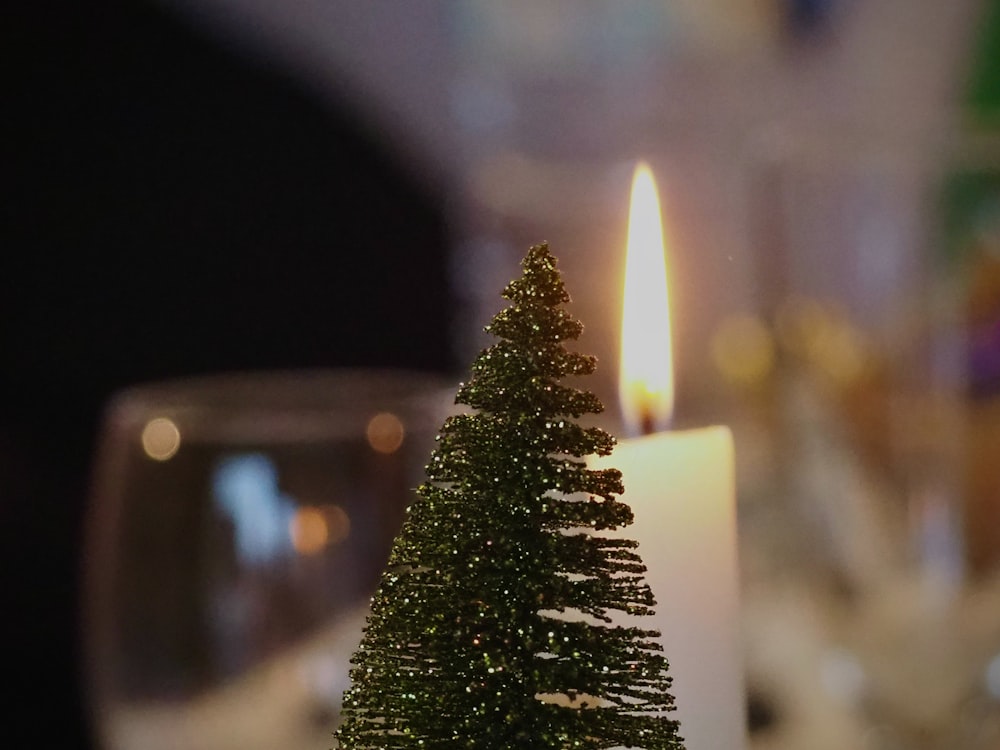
100,367,459,444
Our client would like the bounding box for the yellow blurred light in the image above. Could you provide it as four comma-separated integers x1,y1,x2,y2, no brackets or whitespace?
290,507,328,555
290,504,351,554
774,296,830,354
141,417,180,461
814,325,868,385
775,297,869,385
366,411,405,454
619,161,674,434
711,314,776,385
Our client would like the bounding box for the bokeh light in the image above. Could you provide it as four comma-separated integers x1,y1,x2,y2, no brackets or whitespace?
366,412,405,454
711,313,776,386
140,417,181,461
290,506,329,555
290,504,352,554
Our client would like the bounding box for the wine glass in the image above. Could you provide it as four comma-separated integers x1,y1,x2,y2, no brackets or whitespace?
83,369,454,750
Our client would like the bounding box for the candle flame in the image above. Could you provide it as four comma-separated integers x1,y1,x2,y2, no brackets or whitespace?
620,161,674,435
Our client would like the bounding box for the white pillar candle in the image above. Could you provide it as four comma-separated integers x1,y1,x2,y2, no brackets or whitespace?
592,162,745,748
592,427,743,750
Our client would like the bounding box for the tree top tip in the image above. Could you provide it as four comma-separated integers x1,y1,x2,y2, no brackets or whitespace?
503,242,569,306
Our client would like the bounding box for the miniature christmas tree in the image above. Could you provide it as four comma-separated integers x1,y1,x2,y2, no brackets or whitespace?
335,243,684,749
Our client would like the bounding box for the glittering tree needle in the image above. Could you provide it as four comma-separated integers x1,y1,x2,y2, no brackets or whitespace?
335,243,686,749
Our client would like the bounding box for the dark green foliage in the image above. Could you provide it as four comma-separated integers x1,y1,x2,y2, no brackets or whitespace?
335,243,684,749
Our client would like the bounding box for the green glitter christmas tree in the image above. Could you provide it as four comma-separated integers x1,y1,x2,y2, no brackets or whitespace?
335,243,684,750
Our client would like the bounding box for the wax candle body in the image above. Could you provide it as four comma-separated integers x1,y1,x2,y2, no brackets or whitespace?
593,425,745,750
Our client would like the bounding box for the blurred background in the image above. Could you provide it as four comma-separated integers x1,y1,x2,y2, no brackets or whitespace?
6,0,1000,748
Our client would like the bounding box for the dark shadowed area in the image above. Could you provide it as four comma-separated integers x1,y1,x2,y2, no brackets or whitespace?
3,4,454,746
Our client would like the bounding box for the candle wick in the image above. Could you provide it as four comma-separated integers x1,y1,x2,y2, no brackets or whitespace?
639,409,655,437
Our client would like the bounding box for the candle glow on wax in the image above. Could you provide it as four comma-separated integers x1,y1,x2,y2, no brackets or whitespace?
620,162,674,435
